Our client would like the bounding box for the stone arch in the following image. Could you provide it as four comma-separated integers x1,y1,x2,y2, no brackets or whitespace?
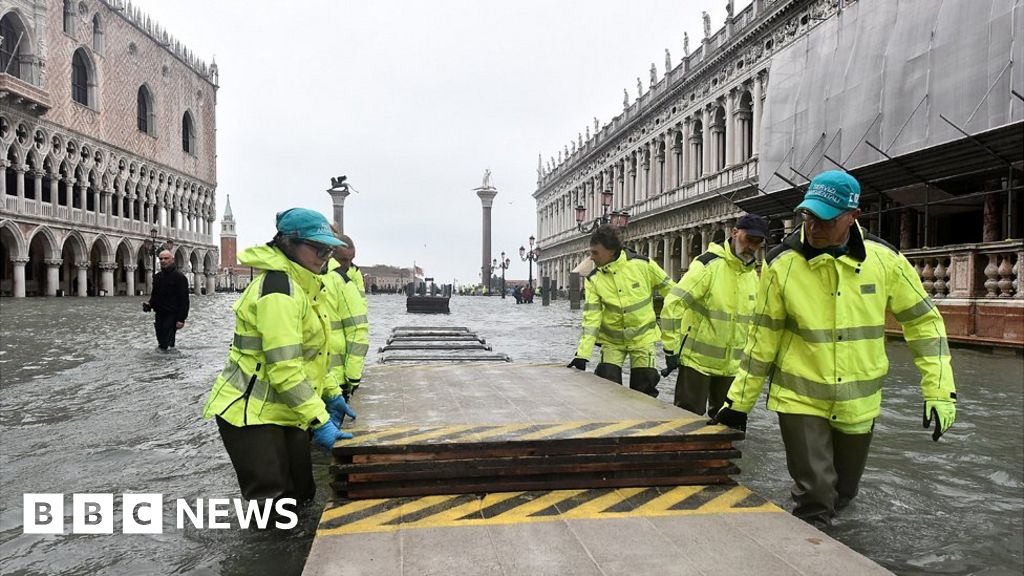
203,250,216,274
89,233,114,263
61,229,88,263
26,224,58,260
0,8,36,82
0,218,27,259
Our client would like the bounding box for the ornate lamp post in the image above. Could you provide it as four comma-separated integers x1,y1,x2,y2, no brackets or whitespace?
496,252,511,299
575,189,630,233
519,235,540,289
149,227,160,274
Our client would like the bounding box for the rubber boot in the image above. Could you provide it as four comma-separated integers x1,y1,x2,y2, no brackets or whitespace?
629,367,661,398
594,362,623,384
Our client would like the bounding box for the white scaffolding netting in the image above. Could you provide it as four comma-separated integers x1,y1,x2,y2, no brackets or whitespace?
759,0,1024,194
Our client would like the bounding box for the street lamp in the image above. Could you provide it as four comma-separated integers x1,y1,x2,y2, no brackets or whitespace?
497,252,511,299
149,227,160,275
575,188,630,234
519,235,540,289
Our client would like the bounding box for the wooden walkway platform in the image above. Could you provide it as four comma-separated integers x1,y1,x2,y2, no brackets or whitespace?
304,363,892,575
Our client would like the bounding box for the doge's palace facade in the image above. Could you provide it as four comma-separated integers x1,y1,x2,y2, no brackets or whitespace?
534,0,838,287
0,0,218,297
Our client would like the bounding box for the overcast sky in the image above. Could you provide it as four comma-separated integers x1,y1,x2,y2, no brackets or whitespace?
132,0,730,285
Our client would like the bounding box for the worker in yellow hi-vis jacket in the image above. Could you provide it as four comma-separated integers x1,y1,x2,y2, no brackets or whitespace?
712,171,957,528
203,208,355,508
568,225,673,397
324,232,369,399
659,214,767,416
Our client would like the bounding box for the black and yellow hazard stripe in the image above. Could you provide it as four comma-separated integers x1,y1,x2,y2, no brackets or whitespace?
316,484,781,536
337,417,725,448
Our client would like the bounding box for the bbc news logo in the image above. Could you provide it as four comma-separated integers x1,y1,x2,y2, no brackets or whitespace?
23,494,298,533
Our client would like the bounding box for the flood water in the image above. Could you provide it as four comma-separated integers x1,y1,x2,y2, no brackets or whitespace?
1,293,1021,575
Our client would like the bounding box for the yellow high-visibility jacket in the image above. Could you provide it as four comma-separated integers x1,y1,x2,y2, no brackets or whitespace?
576,250,673,359
348,265,366,300
323,260,370,390
203,245,341,429
727,224,956,425
660,241,759,376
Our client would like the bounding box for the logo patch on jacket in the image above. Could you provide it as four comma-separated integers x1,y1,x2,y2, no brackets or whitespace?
860,283,876,294
749,294,756,300
632,282,640,289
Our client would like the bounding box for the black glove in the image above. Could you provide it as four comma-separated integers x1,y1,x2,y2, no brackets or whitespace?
709,406,747,432
665,354,679,372
567,358,587,370
142,302,152,313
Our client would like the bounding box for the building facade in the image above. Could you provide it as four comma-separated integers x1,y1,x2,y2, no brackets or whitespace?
534,0,1022,345
0,0,218,297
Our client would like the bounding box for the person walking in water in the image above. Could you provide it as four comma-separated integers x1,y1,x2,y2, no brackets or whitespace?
144,249,189,352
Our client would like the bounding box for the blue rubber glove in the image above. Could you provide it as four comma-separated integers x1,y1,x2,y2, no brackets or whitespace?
311,420,352,451
325,394,356,428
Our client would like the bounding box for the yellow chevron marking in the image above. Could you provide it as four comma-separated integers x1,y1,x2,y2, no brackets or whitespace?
453,422,536,442
318,495,457,537
574,420,649,438
318,498,388,524
560,487,647,518
518,421,591,440
316,486,781,537
338,425,422,445
631,485,705,514
395,424,478,445
628,419,695,437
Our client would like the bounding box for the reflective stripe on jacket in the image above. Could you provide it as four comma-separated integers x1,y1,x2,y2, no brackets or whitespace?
575,250,672,359
727,224,956,425
660,241,758,377
202,245,337,429
324,260,370,386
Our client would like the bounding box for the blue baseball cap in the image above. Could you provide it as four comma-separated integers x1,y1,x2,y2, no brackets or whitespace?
275,208,345,247
735,213,769,238
796,170,861,220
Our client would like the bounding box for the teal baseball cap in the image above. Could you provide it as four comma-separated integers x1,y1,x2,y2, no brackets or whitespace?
796,170,861,220
275,208,345,247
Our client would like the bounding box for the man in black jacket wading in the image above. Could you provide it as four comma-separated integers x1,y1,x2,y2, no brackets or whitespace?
144,249,190,352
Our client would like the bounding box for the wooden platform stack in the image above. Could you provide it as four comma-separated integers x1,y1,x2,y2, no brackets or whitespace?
378,326,511,363
331,363,742,499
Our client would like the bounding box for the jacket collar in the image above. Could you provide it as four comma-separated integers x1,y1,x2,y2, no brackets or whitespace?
598,250,627,273
714,240,756,271
784,222,868,265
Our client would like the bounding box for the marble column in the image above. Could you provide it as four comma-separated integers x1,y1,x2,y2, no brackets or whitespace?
11,257,28,298
752,74,764,156
45,259,61,297
100,263,115,296
680,231,691,273
146,266,154,295
701,226,712,252
702,108,712,177
206,272,216,296
476,185,498,293
125,264,137,296
663,235,675,280
49,174,59,211
76,262,89,297
33,171,43,205
14,166,26,211
725,91,736,168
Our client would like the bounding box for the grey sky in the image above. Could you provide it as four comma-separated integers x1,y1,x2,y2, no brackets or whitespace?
133,0,728,285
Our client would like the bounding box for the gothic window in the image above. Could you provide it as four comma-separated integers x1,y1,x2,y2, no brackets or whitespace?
0,13,25,79
137,85,153,134
63,0,74,34
181,111,195,154
92,15,104,54
71,49,93,106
